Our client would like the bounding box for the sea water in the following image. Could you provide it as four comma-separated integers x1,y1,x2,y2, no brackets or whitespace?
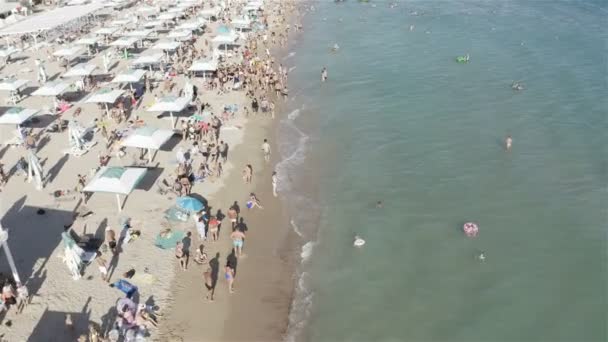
278,1,607,341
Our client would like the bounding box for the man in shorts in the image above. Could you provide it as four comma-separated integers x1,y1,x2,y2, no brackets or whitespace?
228,202,239,230
261,139,271,162
203,267,214,301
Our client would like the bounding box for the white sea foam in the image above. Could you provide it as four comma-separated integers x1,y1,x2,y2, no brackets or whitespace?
284,51,296,59
286,272,314,342
300,241,316,261
291,219,303,237
288,66,297,73
287,108,301,120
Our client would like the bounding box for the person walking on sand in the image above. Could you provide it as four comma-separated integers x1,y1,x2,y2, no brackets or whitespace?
230,229,246,258
228,202,239,230
505,135,513,151
261,139,271,162
204,267,214,301
272,171,278,197
321,67,328,82
175,241,188,270
225,264,235,294
96,253,109,282
242,164,253,184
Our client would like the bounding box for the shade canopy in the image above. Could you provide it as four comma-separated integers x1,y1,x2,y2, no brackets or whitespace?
212,32,239,45
158,13,178,20
189,59,218,72
0,3,104,36
124,29,154,38
147,96,189,113
110,18,132,27
110,37,140,48
0,78,28,91
199,7,220,18
131,53,164,67
63,63,97,78
32,81,72,96
176,196,205,212
0,46,19,58
176,20,204,31
0,107,39,125
142,20,166,28
94,27,120,35
232,18,251,29
74,36,100,46
111,69,146,84
53,46,85,58
83,166,147,195
151,40,181,51
121,126,174,150
84,88,124,104
167,29,192,40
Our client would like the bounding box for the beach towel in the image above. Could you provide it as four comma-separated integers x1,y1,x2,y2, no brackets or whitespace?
111,279,138,298
155,228,185,249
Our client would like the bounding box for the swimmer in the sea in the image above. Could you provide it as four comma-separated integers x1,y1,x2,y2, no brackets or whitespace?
376,201,383,208
354,235,365,247
478,251,486,261
505,135,513,151
331,43,340,52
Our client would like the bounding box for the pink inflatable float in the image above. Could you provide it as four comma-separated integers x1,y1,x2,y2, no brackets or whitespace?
463,222,479,237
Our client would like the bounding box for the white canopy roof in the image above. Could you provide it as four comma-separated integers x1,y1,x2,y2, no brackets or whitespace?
151,40,181,51
199,7,220,18
0,4,105,36
167,29,192,40
0,79,28,91
212,33,239,45
125,29,154,38
121,126,174,150
147,96,189,113
32,81,72,96
110,36,140,48
74,36,100,46
131,52,164,66
189,59,218,72
110,18,132,27
63,63,97,78
158,12,178,20
94,27,120,35
111,69,146,84
0,107,39,125
83,166,147,195
167,7,185,14
84,88,124,104
143,19,166,28
232,18,251,29
53,46,85,58
176,19,204,31
0,46,19,58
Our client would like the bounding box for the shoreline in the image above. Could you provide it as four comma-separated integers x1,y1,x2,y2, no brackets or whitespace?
157,2,303,341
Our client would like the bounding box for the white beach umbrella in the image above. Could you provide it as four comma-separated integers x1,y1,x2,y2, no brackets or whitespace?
94,27,120,36
142,19,166,28
121,125,174,162
199,7,220,19
83,166,148,211
74,36,100,46
110,18,132,27
53,46,85,59
189,59,218,72
147,96,189,128
84,88,124,117
111,69,146,90
0,78,28,92
131,52,164,70
176,19,204,31
151,40,181,51
158,12,178,21
0,46,19,58
26,150,43,190
232,17,251,29
32,80,72,97
62,63,97,78
0,107,39,127
167,7,185,14
124,29,154,39
212,32,238,45
167,29,192,41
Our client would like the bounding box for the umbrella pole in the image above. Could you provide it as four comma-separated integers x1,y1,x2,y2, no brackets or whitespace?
2,241,21,284
116,194,122,212
170,112,175,128
105,103,109,118
148,148,153,163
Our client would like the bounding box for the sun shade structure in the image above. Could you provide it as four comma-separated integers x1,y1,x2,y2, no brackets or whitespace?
111,69,146,89
94,27,120,36
124,29,154,38
0,46,19,58
199,7,220,18
0,107,39,126
167,29,192,41
142,20,166,28
232,17,251,29
189,59,218,72
110,36,140,48
147,96,189,128
151,40,181,51
53,46,85,59
74,36,100,46
176,196,205,212
83,88,124,116
0,78,28,91
0,3,104,36
83,166,147,211
158,12,178,21
131,52,164,70
110,18,132,27
32,80,72,96
121,125,174,162
62,63,97,78
176,19,204,31
212,32,239,45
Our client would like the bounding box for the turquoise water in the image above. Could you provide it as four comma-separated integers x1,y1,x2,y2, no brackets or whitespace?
279,1,607,341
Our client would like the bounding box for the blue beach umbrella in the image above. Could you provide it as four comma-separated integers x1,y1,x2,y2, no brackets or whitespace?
217,25,230,35
176,196,204,212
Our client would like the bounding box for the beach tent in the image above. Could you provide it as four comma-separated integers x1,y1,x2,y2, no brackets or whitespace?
62,63,97,78
131,52,164,70
83,166,148,212
111,69,146,90
147,96,189,128
83,88,124,117
0,107,39,127
121,125,174,162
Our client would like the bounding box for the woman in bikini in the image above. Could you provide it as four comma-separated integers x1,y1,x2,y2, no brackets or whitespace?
225,265,235,294
208,216,220,242
175,242,187,271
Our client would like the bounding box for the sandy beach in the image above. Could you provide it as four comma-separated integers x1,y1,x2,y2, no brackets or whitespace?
0,0,301,341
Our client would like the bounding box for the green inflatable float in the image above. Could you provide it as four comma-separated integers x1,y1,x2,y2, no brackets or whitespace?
456,54,470,63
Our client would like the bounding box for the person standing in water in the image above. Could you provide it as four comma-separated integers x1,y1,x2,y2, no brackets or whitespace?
261,139,271,162
505,135,513,151
321,67,328,82
271,171,278,197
